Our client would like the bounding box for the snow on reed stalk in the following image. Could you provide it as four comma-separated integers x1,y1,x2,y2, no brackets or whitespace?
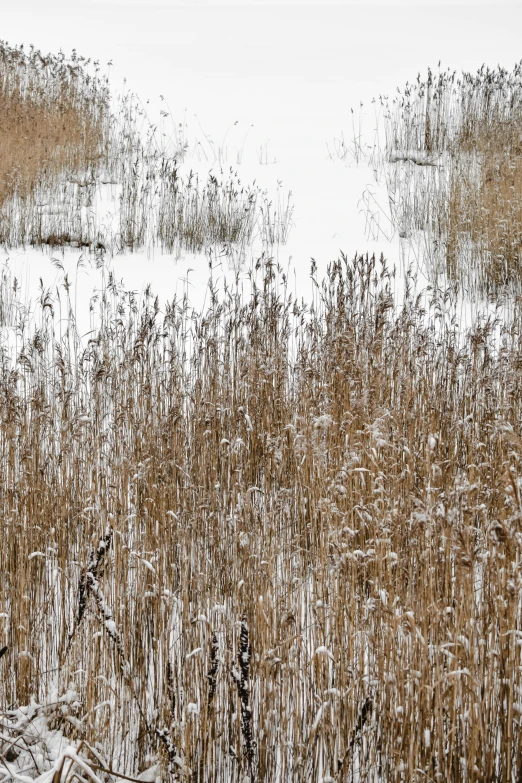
1,251,522,780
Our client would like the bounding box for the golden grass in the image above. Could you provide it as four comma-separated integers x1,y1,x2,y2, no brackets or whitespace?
3,41,522,783
1,254,522,781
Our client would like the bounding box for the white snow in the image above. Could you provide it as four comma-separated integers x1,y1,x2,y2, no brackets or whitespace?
137,764,161,783
314,646,334,661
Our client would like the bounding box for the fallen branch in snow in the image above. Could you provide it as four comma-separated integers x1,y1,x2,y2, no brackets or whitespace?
337,697,373,775
87,762,154,783
51,744,104,783
66,528,113,654
0,709,159,783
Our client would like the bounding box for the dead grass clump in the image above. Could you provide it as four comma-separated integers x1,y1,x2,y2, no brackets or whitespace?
113,96,293,255
1,253,522,780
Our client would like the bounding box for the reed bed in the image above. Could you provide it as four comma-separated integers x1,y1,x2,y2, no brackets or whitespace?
0,42,110,248
0,253,521,781
353,63,522,297
0,42,292,255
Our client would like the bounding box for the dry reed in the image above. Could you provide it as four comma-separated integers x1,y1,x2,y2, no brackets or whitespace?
3,38,522,783
359,63,522,297
1,252,522,781
0,42,292,256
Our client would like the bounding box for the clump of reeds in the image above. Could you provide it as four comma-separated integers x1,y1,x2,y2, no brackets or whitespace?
113,96,293,256
1,251,522,780
0,42,110,247
365,62,522,297
0,42,292,256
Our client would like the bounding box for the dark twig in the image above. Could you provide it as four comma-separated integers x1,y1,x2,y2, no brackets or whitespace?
232,615,256,781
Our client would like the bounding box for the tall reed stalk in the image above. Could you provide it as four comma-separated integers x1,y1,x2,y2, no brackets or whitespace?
358,62,522,297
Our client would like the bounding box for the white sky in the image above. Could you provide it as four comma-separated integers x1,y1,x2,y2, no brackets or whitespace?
0,2,520,333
